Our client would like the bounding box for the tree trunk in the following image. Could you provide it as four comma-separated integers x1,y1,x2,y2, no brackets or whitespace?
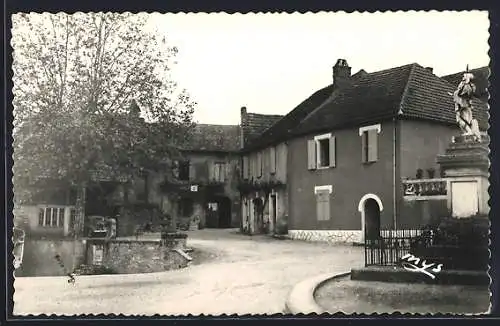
167,194,177,233
74,184,87,238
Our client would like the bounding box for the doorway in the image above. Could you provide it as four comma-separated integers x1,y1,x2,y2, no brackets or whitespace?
364,198,381,240
206,197,232,228
270,194,277,233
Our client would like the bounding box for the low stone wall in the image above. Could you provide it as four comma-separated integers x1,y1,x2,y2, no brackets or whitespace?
16,238,86,277
86,233,189,274
288,230,363,244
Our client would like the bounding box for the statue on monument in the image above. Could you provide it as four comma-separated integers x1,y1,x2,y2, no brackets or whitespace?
449,65,481,142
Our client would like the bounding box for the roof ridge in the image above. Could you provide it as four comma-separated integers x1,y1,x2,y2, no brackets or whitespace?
398,63,419,116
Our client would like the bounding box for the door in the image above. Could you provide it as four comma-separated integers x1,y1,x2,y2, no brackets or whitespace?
364,199,381,240
270,194,277,233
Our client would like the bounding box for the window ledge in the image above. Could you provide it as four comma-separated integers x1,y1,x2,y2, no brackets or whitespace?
316,166,331,170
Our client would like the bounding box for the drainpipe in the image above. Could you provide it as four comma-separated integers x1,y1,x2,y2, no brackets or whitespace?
392,118,397,229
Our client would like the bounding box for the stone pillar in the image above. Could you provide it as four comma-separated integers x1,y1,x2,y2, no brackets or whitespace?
436,135,489,218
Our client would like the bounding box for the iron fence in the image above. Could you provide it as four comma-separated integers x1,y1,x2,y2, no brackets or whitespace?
364,228,422,267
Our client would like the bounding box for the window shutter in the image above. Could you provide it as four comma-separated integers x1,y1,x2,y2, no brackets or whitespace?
257,152,262,177
316,194,324,221
329,136,336,167
243,157,249,179
323,195,330,220
270,147,276,174
361,131,367,163
250,155,256,178
307,140,316,170
213,164,220,182
220,164,226,183
316,191,330,221
368,129,378,162
208,161,214,181
189,162,196,181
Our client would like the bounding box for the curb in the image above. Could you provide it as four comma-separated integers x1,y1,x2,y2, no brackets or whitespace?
285,271,351,314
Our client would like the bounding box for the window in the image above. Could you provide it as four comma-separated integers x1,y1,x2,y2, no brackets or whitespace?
308,133,336,170
178,161,190,181
213,162,226,182
314,186,332,221
270,147,277,174
359,124,380,163
38,207,65,227
178,198,194,216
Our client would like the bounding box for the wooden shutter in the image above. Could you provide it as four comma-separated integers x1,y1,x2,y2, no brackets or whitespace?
316,195,324,221
220,163,226,183
316,191,330,221
208,161,214,181
189,162,196,181
361,131,367,163
243,157,249,179
213,163,220,182
307,140,316,170
329,136,336,167
367,129,378,162
257,152,262,177
270,147,276,174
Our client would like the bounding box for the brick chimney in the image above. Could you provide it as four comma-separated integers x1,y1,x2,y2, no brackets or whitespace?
333,59,352,88
240,106,248,149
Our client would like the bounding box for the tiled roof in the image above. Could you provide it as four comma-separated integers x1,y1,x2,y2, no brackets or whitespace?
241,69,369,152
293,63,489,137
242,85,335,152
183,124,240,152
241,111,283,147
441,66,490,102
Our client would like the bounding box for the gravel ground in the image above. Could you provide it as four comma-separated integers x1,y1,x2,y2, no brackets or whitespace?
13,229,363,316
315,274,491,315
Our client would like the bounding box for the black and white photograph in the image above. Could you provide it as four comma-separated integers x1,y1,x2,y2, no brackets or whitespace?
10,11,491,316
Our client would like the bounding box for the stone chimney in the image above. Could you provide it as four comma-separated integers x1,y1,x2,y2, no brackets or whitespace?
240,106,248,149
333,59,352,88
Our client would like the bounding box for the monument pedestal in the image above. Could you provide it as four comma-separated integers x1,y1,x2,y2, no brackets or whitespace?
436,134,490,218
410,134,491,271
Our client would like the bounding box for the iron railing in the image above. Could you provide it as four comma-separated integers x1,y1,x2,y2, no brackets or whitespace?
364,228,422,267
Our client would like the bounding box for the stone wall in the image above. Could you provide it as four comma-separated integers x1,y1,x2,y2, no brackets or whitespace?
85,236,189,274
15,238,86,277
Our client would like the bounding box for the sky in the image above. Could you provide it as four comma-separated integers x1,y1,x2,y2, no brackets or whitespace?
149,11,490,125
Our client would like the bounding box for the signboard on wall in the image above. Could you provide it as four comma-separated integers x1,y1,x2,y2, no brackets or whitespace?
190,185,198,192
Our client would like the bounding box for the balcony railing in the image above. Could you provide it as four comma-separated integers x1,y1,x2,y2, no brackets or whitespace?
402,178,447,200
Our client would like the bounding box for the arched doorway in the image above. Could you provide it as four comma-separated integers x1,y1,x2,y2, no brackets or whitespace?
358,194,383,241
364,199,381,240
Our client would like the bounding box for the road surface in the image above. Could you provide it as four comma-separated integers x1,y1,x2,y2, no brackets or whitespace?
13,229,363,316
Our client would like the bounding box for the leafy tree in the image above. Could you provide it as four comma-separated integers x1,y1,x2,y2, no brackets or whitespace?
12,12,196,236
